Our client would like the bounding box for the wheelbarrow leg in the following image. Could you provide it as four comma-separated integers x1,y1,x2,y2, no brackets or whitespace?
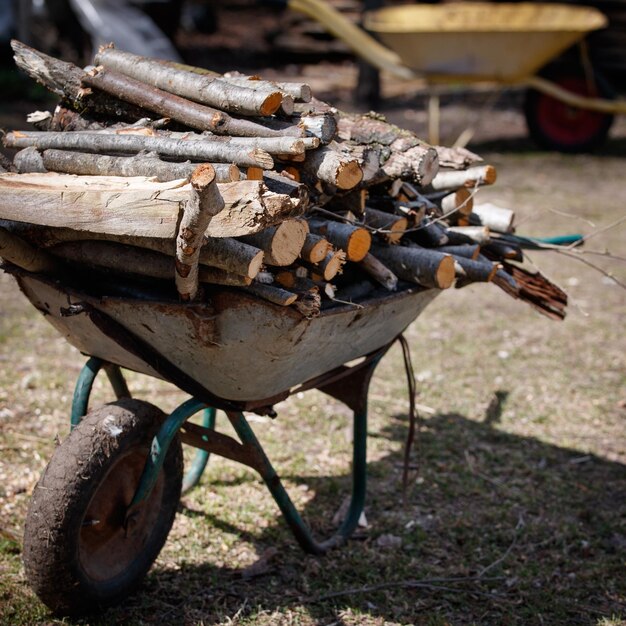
70,357,130,427
126,349,388,554
226,407,368,555
181,407,216,493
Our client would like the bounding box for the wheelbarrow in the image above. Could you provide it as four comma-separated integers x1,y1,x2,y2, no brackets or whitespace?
283,0,626,151
9,264,437,615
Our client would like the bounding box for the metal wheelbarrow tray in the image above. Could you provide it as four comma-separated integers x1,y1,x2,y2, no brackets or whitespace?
291,0,626,150
11,265,438,616
16,270,436,404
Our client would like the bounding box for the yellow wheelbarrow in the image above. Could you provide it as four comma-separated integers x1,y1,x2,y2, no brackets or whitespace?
284,0,626,151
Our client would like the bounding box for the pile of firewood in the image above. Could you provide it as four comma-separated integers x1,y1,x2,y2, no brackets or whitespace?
0,41,567,320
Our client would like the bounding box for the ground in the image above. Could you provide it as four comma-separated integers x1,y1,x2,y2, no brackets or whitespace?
0,51,625,626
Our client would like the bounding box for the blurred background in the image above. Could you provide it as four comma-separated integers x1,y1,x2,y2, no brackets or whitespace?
1,0,625,152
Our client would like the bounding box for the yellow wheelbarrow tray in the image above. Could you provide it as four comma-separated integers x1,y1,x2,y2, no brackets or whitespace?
288,0,626,117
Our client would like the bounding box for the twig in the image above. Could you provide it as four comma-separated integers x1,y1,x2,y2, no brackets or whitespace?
539,206,596,228
312,186,481,236
576,249,626,263
566,214,626,249
554,249,626,290
306,575,504,603
478,515,525,578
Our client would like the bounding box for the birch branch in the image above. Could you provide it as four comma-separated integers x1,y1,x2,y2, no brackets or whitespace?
14,147,240,182
5,131,274,169
81,67,291,138
94,45,283,117
11,40,146,121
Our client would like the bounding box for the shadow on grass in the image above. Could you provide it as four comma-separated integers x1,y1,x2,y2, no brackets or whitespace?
82,405,626,626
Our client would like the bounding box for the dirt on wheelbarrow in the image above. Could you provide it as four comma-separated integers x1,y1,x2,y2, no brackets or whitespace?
0,17,625,626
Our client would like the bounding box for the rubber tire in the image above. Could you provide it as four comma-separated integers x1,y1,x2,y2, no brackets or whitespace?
524,70,615,153
23,399,183,616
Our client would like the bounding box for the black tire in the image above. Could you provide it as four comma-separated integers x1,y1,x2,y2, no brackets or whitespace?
23,399,183,616
524,70,615,153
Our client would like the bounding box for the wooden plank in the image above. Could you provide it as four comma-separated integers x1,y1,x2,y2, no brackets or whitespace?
0,173,302,239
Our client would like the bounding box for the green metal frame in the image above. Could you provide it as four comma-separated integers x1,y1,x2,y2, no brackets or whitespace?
70,350,384,554
71,360,215,494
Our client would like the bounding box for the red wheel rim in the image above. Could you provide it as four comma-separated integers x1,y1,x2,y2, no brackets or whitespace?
536,77,608,147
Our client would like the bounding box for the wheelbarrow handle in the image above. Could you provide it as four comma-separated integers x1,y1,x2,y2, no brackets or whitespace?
526,75,626,115
262,0,414,79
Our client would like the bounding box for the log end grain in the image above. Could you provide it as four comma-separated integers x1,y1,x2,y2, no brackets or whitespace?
386,216,408,244
346,228,372,262
418,147,440,187
336,159,363,190
190,163,216,189
436,255,456,289
259,92,284,117
247,166,264,180
483,165,497,185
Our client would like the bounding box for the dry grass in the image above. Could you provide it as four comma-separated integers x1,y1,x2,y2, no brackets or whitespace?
0,141,625,625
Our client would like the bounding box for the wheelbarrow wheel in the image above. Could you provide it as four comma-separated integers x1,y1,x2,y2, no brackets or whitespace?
524,69,615,153
23,398,183,616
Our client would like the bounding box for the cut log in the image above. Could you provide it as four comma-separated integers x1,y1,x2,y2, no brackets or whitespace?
482,240,523,262
82,67,289,138
6,222,265,278
446,226,491,246
254,112,336,143
40,105,106,132
440,187,474,218
307,218,371,262
299,233,332,264
48,240,250,286
394,184,438,215
435,145,483,170
247,167,264,180
437,244,481,260
15,148,240,183
11,40,147,122
147,130,317,155
411,218,449,247
0,226,60,273
222,74,312,103
299,144,362,190
299,112,337,144
429,165,497,191
274,266,309,289
307,250,346,281
0,173,300,239
245,282,298,306
341,144,381,183
240,219,308,266
94,46,283,117
336,113,439,186
395,202,426,228
13,147,46,173
359,253,398,291
379,143,439,187
4,131,274,169
326,189,367,216
452,255,499,284
371,245,455,289
262,171,309,206
293,286,321,319
470,203,515,233
175,164,225,300
363,207,408,244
